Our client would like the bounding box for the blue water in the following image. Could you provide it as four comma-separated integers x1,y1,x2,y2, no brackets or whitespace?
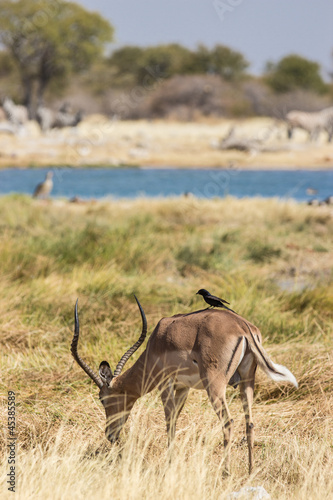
0,167,331,202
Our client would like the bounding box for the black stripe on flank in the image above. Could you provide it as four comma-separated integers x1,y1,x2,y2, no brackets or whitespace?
220,305,281,376
226,336,243,377
243,321,284,376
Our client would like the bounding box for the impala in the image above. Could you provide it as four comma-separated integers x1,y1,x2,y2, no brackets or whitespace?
71,296,298,474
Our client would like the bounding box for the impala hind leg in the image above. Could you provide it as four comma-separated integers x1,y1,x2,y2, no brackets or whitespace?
204,378,233,474
239,372,256,474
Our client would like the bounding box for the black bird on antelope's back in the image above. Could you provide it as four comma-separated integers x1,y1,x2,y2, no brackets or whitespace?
196,289,230,309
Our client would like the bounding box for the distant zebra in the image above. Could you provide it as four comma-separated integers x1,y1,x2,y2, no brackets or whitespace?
2,97,28,127
53,109,82,129
36,104,83,132
286,106,333,142
323,106,333,142
36,106,55,132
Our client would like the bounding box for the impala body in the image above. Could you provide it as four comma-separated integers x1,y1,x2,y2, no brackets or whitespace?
71,297,297,474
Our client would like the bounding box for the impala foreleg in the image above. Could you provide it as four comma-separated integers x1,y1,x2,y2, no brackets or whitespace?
161,381,189,446
174,387,189,422
161,380,177,445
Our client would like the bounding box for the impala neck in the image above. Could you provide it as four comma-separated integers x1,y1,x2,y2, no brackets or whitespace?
112,349,158,398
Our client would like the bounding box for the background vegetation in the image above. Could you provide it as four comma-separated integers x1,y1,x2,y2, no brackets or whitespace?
0,0,114,115
0,0,332,119
0,195,332,499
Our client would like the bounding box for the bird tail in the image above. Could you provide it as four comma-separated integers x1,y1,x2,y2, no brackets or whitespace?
245,324,298,388
224,305,237,314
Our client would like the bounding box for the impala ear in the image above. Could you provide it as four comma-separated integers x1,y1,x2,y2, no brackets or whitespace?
99,361,113,386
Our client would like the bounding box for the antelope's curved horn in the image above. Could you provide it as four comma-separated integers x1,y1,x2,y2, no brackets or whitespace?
113,295,147,377
71,299,103,389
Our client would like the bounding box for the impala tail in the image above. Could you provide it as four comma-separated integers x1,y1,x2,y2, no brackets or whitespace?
246,326,298,388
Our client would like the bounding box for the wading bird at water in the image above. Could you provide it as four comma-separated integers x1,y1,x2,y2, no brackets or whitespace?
33,171,53,199
71,296,298,474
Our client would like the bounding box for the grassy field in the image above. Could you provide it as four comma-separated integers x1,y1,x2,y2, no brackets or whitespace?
0,195,332,499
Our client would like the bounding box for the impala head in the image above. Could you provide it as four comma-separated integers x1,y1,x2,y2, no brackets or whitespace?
71,296,147,444
98,360,139,444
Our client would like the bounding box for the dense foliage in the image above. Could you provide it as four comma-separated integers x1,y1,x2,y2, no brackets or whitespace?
107,43,249,86
0,3,331,118
265,54,327,94
0,0,114,111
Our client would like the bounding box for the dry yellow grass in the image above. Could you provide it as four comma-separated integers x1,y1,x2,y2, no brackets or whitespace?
0,195,332,499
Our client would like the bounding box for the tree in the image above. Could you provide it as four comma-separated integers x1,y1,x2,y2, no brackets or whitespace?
188,44,249,81
210,45,249,80
108,44,193,87
0,0,114,112
264,54,327,94
0,50,16,77
137,44,193,85
107,46,146,87
186,45,211,74
108,43,248,87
